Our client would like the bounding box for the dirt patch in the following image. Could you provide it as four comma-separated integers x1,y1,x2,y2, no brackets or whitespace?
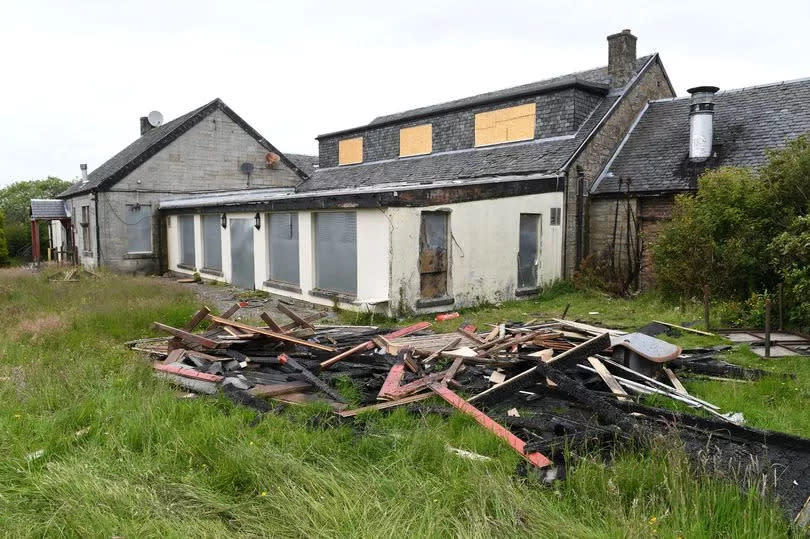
12,314,66,340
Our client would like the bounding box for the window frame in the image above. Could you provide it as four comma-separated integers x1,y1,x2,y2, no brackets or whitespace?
474,102,537,147
338,137,364,165
201,213,222,273
80,205,91,253
312,211,358,297
178,215,197,269
125,203,153,254
550,207,562,227
399,124,433,157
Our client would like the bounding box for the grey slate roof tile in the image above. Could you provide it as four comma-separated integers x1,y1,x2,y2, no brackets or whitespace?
30,199,68,220
593,78,810,195
299,96,620,192
285,154,319,177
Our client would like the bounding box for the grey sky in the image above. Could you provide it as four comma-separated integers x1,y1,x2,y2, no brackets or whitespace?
1,0,808,186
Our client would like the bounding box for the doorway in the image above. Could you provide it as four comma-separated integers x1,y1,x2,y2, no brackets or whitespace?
230,218,255,289
419,211,449,299
518,213,541,289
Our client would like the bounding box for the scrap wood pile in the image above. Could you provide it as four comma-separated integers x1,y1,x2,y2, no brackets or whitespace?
128,305,810,520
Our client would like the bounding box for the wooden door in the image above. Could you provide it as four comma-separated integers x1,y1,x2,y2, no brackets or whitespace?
419,211,448,299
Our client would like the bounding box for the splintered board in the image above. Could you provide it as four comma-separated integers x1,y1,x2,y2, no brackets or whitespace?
387,332,483,355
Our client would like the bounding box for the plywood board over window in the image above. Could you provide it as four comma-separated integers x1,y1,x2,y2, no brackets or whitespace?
474,103,536,147
338,137,363,165
400,124,432,157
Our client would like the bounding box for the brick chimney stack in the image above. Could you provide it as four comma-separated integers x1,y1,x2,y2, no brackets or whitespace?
607,29,637,88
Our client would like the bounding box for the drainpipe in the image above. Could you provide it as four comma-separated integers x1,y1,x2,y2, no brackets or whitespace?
93,189,101,268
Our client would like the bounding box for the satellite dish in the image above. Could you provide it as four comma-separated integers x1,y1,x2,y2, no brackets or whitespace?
147,111,164,127
240,162,255,175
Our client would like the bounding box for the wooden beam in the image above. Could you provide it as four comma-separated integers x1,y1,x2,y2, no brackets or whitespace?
456,327,484,344
320,321,432,369
206,315,336,352
153,362,223,382
663,367,689,395
652,320,715,337
152,322,221,349
183,306,211,331
248,381,312,397
378,362,406,400
337,393,433,417
277,304,315,330
428,383,551,468
420,337,462,364
260,312,285,333
283,356,346,403
586,357,629,401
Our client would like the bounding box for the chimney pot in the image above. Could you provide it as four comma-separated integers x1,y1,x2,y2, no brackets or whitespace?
140,116,152,136
687,86,720,161
607,29,637,87
80,163,88,183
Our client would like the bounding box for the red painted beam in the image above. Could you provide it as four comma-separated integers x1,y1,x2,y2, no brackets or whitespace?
428,383,551,468
377,362,406,400
153,362,224,383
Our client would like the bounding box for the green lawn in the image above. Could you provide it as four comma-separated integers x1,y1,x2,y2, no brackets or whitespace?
0,270,806,536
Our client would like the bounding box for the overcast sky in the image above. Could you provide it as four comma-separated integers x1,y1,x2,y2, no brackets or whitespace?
1,0,808,186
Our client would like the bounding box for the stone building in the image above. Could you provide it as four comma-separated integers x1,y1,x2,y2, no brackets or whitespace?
52,98,312,273
162,30,675,314
589,78,810,283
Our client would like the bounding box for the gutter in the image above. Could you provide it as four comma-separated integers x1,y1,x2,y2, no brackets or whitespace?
93,189,101,268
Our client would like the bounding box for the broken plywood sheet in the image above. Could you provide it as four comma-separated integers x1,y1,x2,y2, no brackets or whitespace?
609,332,681,363
387,332,482,355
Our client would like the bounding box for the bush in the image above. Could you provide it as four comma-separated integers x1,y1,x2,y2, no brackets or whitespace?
653,167,774,300
770,215,810,327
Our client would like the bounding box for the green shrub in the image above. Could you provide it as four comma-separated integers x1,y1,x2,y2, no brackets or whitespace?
0,211,8,266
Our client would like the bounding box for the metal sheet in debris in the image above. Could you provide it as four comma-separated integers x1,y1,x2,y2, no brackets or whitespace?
749,346,801,358
725,332,759,343
610,332,681,363
751,332,808,342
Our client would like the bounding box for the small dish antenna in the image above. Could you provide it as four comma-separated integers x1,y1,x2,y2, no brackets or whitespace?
147,110,164,127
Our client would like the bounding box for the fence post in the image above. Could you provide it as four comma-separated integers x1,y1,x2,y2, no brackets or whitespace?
765,296,772,359
703,284,710,331
778,283,784,332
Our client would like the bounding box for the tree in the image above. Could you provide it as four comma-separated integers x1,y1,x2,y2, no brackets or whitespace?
0,177,71,225
0,177,72,258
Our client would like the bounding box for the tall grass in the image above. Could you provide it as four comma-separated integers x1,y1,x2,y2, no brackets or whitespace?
0,269,798,536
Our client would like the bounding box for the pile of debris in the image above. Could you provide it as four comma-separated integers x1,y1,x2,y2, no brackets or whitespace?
128,304,810,523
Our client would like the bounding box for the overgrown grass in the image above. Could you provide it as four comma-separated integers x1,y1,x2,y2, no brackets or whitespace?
0,270,802,535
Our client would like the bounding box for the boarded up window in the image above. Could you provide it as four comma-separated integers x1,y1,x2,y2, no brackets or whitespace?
314,212,357,295
550,207,561,226
202,214,222,271
80,205,91,252
518,214,540,289
179,215,196,267
268,212,299,285
126,204,152,253
338,137,363,165
474,103,536,147
399,124,432,157
419,211,448,299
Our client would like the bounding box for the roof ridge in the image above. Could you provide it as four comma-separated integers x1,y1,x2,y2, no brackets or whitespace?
650,75,810,104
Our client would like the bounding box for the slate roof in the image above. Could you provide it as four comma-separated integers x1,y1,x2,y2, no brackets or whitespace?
30,199,69,220
301,55,663,193
368,56,653,127
59,98,309,198
285,154,319,177
592,77,810,195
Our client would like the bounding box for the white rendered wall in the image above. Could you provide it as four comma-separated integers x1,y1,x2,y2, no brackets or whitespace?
387,192,564,314
168,209,390,311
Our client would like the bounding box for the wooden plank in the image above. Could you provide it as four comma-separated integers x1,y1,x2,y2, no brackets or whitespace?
456,328,484,344
280,312,327,331
337,393,433,417
153,362,223,382
652,320,715,337
176,278,196,283
378,362,406,400
277,304,315,330
160,348,186,365
183,306,211,331
260,312,285,333
248,381,312,397
795,495,810,527
152,322,221,349
321,322,431,369
428,383,551,468
478,330,546,356
206,315,336,352
663,367,689,395
552,319,626,337
283,356,346,403
441,357,464,385
586,357,629,400
545,332,611,369
420,337,462,364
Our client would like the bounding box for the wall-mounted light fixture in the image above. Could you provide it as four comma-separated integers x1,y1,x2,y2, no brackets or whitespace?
254,212,261,230
221,213,227,229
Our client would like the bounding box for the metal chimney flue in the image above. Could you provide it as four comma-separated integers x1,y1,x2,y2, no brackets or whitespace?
80,163,88,183
687,86,720,161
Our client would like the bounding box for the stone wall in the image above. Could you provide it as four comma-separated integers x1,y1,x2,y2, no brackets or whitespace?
639,195,676,285
565,58,674,277
318,87,604,168
70,108,302,274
